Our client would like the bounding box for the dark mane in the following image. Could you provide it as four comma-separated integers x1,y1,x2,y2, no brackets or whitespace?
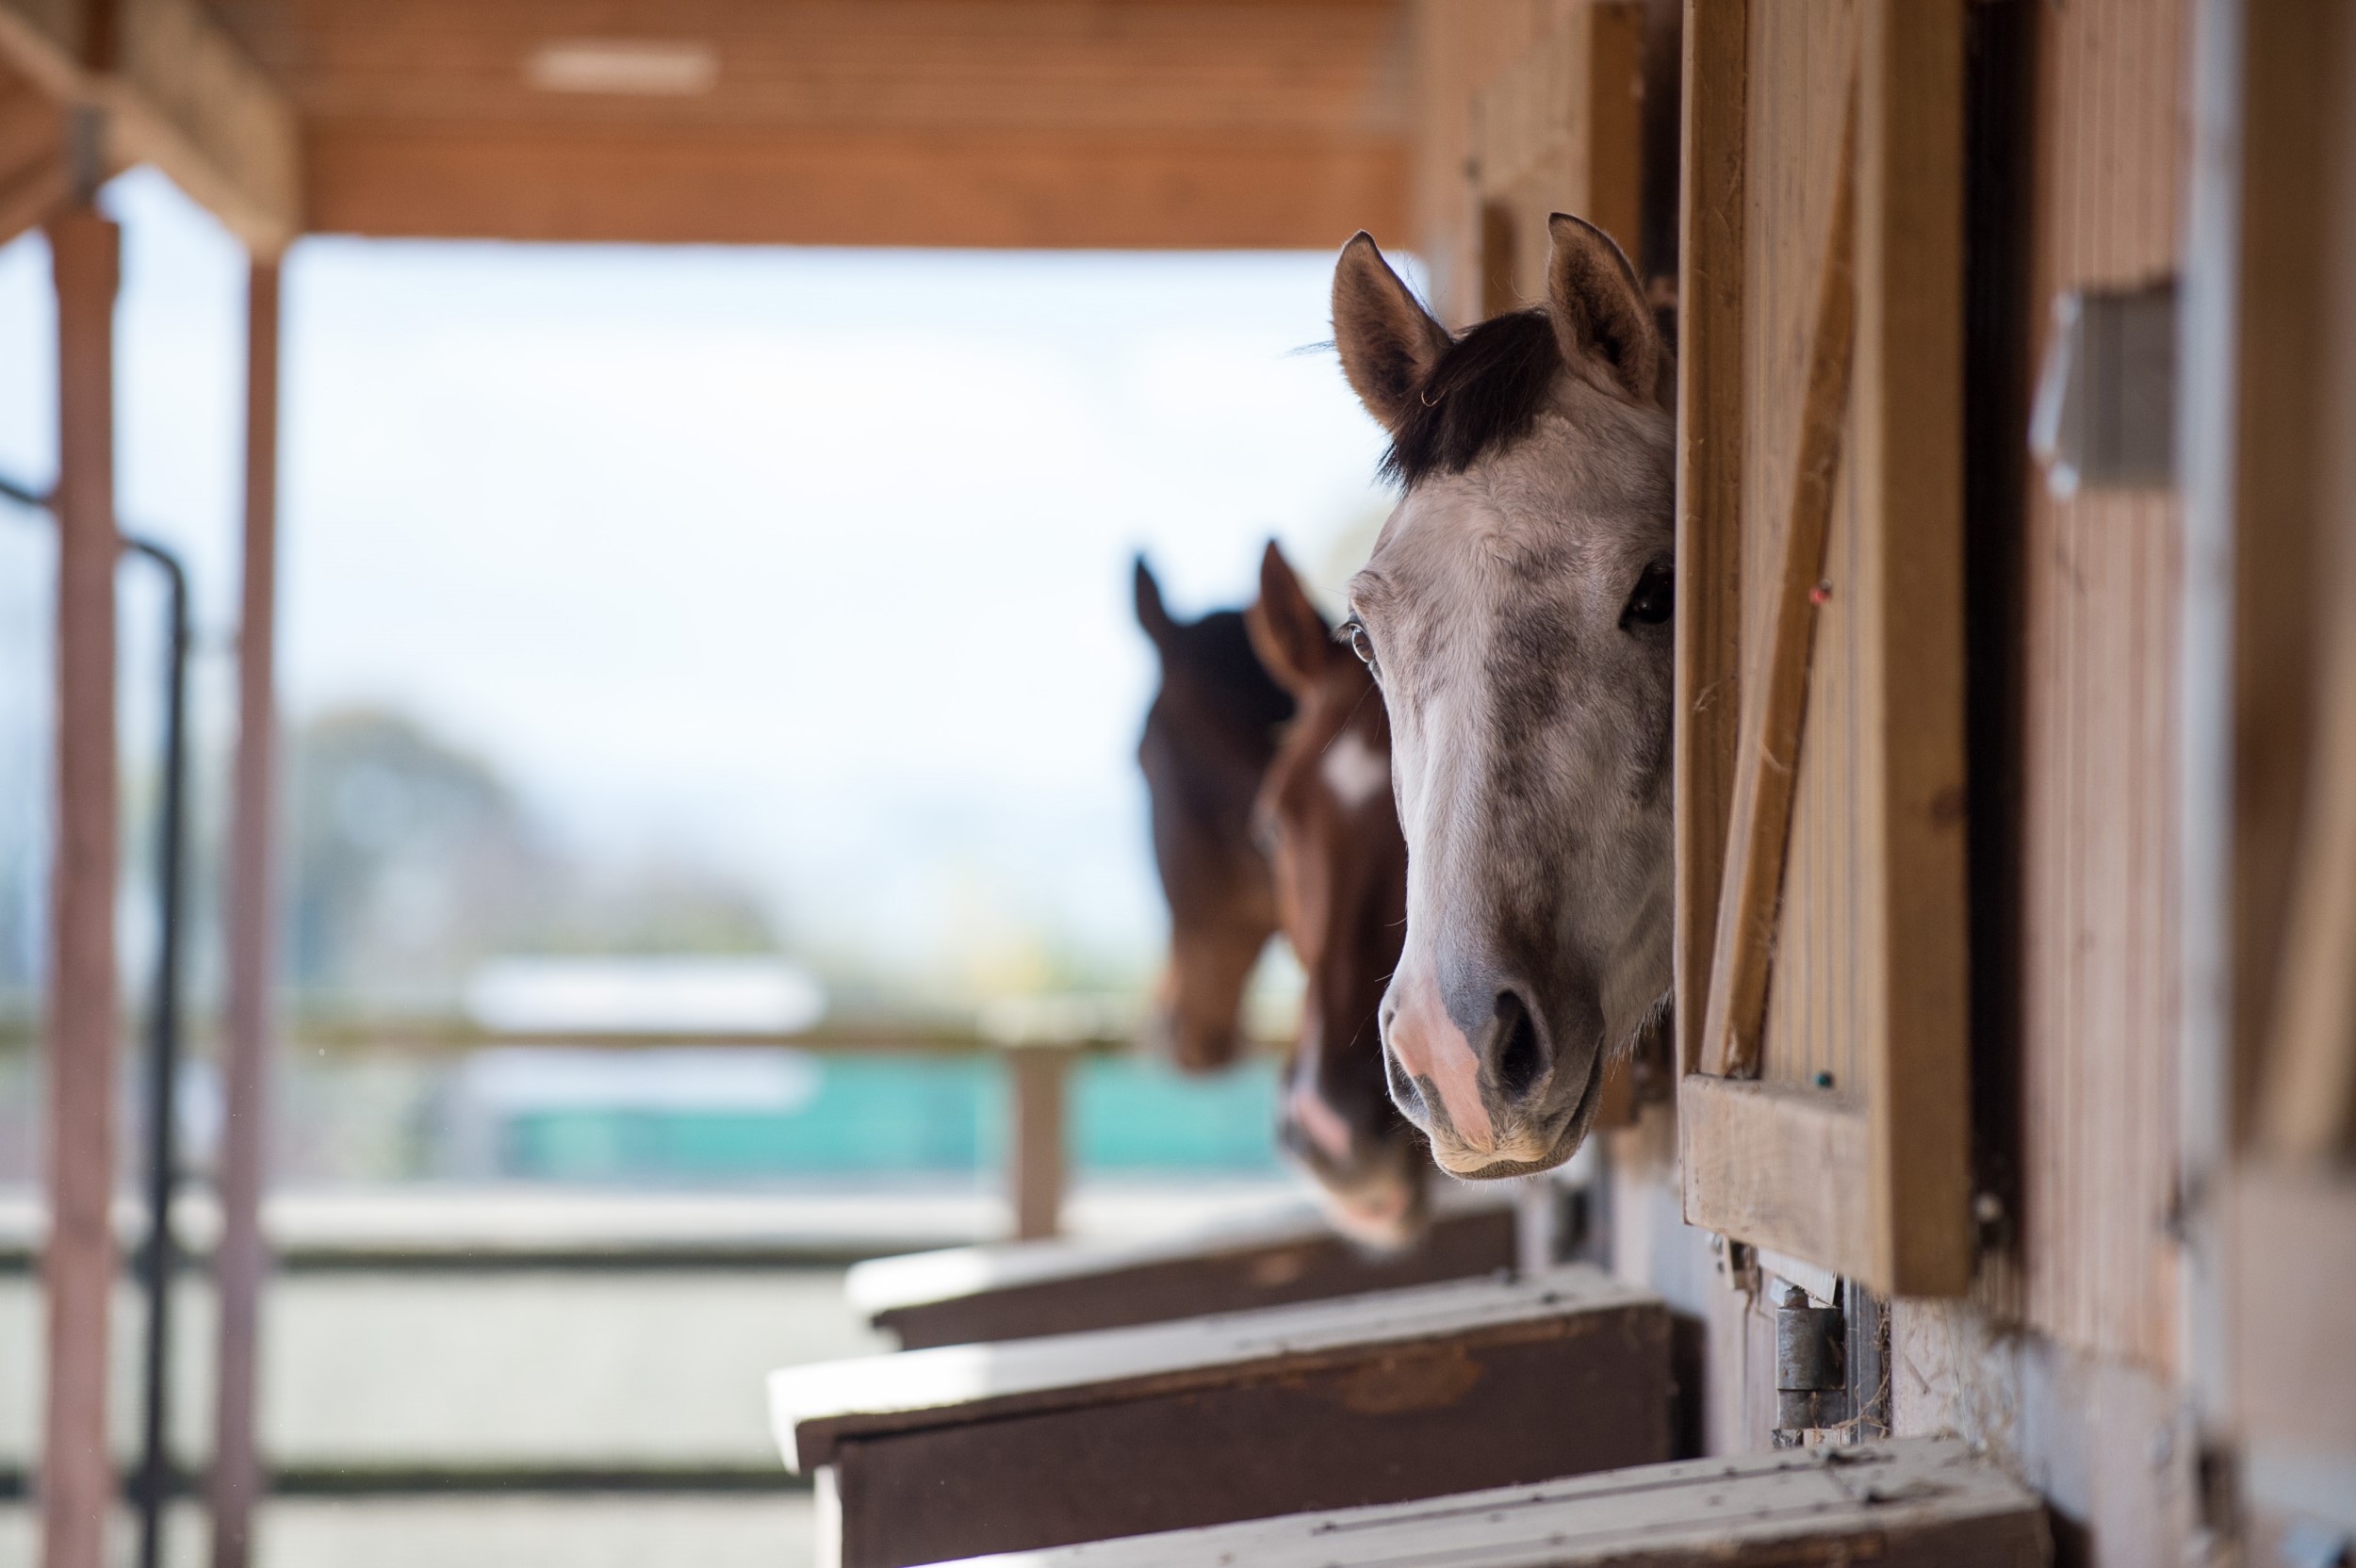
1184,610,1294,731
1378,309,1562,489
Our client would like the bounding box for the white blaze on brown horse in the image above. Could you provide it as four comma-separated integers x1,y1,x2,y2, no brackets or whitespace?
1333,217,1676,1180
1244,543,1425,1247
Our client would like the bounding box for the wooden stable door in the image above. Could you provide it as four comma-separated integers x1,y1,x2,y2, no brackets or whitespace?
1673,0,1973,1296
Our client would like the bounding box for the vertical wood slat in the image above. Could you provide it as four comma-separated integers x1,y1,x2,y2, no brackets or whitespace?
2017,0,2187,1367
1696,85,1857,1081
1853,0,1972,1296
2250,0,2356,1168
41,204,119,1568
1672,0,1746,1078
211,257,282,1568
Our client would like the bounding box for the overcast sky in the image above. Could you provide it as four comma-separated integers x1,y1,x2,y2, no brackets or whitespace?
0,170,1407,1000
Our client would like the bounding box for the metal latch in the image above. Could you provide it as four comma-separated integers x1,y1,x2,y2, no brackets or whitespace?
2029,281,2177,496
1773,1282,1849,1445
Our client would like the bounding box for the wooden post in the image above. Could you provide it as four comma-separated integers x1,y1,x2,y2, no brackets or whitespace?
41,204,121,1568
211,257,282,1568
1007,1047,1069,1241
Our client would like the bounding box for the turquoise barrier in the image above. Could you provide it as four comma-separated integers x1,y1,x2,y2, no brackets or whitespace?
497,1052,1284,1182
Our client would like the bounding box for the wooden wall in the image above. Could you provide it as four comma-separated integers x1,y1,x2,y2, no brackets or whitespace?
1407,0,1671,327
2012,0,2187,1374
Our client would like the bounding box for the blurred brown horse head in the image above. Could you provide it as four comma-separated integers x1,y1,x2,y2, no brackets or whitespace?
1134,558,1293,1071
1247,544,1426,1247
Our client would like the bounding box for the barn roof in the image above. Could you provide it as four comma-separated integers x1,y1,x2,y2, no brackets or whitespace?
1,0,1411,253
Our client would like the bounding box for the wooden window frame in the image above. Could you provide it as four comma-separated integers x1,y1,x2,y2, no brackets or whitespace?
1673,0,1974,1298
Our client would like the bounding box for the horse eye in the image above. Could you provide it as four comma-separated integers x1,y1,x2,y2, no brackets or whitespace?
1340,619,1382,679
1622,563,1675,629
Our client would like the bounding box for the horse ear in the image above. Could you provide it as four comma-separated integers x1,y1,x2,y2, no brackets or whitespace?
1333,233,1452,433
1543,214,1663,406
1135,555,1175,646
1245,543,1331,697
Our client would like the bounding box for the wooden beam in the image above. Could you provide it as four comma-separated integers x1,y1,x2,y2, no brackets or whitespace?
857,1204,1516,1349
0,52,69,244
1677,1073,1870,1281
1853,0,1970,1296
210,256,280,1568
105,0,299,251
302,122,1404,249
41,201,118,1568
0,0,298,252
1672,0,1745,1077
922,1437,2049,1568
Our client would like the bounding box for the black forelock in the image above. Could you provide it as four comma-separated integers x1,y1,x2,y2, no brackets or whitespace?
1378,309,1563,489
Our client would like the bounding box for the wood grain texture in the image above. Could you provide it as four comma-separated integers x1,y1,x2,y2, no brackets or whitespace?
1468,3,1645,309
926,1436,2047,1568
1411,0,1614,323
1677,0,1971,1297
1697,80,1856,1081
1677,1073,1871,1281
302,121,1405,248
1671,0,1744,1079
834,1324,1669,1568
41,203,118,1568
2014,0,2186,1367
1853,0,1971,1297
775,1265,1659,1467
195,0,1406,247
863,1204,1517,1349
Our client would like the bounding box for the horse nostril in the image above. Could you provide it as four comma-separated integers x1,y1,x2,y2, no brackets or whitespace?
1384,1049,1424,1120
1493,989,1546,1102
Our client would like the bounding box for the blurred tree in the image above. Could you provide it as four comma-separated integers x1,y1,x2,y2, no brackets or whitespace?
289,707,779,1008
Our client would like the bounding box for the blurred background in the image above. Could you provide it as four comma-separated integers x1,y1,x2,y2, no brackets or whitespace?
0,167,1411,1563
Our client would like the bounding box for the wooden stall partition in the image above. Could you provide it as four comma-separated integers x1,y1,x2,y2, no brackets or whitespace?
1408,0,1665,330
2188,0,2356,1534
774,1268,1673,1568
1465,2,1644,317
1674,0,1973,1297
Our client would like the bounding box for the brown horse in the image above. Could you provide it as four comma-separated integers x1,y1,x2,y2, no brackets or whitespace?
1245,543,1426,1246
1133,558,1293,1071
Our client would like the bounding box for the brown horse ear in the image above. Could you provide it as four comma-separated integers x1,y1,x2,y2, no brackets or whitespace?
1333,233,1452,433
1544,214,1662,406
1135,555,1176,647
1245,543,1331,697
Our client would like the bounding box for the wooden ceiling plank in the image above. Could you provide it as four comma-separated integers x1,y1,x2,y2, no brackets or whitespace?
303,121,1406,249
